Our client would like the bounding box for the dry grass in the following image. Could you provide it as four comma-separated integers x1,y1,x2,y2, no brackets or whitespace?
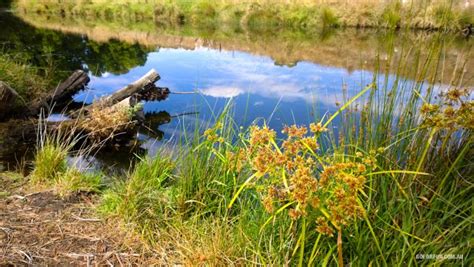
79,104,137,141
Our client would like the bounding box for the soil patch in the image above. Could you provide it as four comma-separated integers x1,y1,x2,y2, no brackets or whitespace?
0,174,164,265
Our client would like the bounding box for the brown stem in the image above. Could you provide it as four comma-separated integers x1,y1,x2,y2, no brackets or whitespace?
337,229,343,266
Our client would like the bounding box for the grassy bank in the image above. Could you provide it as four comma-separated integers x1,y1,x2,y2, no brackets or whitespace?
12,39,473,265
14,0,474,32
0,51,54,113
0,52,52,105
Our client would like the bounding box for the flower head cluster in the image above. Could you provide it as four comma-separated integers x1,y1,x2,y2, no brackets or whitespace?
243,123,372,237
249,125,276,148
203,122,225,143
421,88,473,131
318,161,368,231
309,122,328,134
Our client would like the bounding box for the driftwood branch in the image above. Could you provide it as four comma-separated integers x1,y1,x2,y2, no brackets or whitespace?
72,69,160,118
28,70,90,116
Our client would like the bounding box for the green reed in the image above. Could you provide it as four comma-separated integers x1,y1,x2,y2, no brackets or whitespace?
93,29,473,265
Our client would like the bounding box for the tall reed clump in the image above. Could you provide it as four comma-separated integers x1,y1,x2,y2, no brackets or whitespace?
98,31,472,265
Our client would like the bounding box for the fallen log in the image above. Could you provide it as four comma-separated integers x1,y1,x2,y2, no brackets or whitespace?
28,70,90,116
71,69,160,118
0,69,172,160
0,82,19,121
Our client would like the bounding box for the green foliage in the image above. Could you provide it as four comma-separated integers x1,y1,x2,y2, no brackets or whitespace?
93,36,472,264
8,0,472,264
0,52,51,103
13,0,471,32
0,11,151,84
433,4,457,30
31,143,68,184
191,0,217,18
154,3,184,25
458,8,474,26
98,156,174,242
244,3,281,29
30,133,102,197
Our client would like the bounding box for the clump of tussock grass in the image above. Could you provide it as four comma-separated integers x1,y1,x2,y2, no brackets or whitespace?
320,7,339,28
30,117,104,197
30,139,102,196
432,3,458,30
153,3,184,25
98,155,175,243
381,2,402,29
30,141,69,185
54,168,102,197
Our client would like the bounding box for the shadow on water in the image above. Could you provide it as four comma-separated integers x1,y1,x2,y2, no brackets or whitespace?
0,11,152,84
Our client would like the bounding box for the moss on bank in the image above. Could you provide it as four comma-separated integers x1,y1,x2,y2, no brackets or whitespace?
13,0,474,32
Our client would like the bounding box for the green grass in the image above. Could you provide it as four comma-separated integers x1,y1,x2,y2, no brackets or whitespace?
98,155,175,243
6,2,472,263
54,168,102,197
30,126,103,197
0,52,51,106
30,142,68,184
31,141,102,197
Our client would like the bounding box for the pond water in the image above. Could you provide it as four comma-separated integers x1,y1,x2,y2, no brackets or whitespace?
0,10,472,170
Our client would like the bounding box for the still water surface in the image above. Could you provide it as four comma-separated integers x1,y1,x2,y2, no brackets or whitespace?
0,10,472,170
